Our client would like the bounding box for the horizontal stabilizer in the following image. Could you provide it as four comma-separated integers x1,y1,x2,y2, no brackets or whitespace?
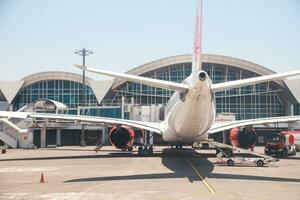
74,64,190,91
211,70,300,92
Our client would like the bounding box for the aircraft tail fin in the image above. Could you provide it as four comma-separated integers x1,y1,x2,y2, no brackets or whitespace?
192,0,203,79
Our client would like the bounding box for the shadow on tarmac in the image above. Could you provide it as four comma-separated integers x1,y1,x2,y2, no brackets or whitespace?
280,156,300,161
3,147,300,184
64,148,300,184
0,152,161,162
65,148,206,183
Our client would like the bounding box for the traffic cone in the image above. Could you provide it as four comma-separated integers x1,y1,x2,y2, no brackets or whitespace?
40,172,45,183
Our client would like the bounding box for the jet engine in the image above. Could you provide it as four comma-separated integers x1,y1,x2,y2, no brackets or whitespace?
229,127,257,149
109,126,135,150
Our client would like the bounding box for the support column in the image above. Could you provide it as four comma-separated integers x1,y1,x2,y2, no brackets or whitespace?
28,129,34,149
149,132,153,145
101,126,108,145
121,96,125,119
144,130,148,146
40,126,46,148
9,104,13,111
222,131,226,144
130,97,134,120
291,104,294,116
81,125,86,147
140,130,143,144
56,129,61,146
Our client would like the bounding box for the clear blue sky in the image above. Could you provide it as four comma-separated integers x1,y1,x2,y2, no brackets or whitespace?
0,0,299,80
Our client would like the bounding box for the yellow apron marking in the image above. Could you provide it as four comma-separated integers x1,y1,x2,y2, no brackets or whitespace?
184,154,216,194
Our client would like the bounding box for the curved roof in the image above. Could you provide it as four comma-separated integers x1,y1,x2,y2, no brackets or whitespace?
21,71,114,103
111,54,280,89
22,71,94,88
0,54,295,106
0,71,114,104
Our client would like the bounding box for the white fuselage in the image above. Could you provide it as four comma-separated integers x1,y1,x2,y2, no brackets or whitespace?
161,71,215,143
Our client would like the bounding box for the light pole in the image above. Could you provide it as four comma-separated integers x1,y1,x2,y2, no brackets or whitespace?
75,48,93,107
75,48,93,147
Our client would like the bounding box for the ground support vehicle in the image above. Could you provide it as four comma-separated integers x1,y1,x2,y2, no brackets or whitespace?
265,132,297,157
205,140,278,167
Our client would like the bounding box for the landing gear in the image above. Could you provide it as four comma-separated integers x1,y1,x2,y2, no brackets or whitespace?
138,146,143,156
172,144,183,149
149,145,153,154
138,130,154,156
127,146,133,152
138,145,154,156
143,146,149,155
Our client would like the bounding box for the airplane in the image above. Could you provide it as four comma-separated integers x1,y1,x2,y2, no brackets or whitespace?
1,0,300,156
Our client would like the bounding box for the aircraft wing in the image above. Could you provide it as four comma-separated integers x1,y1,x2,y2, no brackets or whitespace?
0,111,162,134
211,70,300,92
209,115,300,134
74,64,189,92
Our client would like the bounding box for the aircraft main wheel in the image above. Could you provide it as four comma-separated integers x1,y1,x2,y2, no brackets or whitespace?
138,146,143,156
143,147,149,155
282,149,288,158
256,160,264,167
227,159,234,166
149,146,153,155
128,146,133,151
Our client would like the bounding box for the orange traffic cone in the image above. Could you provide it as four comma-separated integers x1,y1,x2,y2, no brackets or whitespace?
40,172,45,183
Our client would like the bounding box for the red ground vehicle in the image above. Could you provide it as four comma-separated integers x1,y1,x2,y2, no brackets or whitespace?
281,131,300,152
264,131,297,157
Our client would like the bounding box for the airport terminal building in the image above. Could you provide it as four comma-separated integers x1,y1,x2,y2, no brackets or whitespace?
1,54,300,148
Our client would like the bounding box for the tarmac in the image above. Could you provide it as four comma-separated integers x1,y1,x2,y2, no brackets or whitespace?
0,146,299,200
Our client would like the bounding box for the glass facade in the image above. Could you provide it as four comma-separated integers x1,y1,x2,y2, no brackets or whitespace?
14,80,98,110
107,62,285,120
295,104,300,115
